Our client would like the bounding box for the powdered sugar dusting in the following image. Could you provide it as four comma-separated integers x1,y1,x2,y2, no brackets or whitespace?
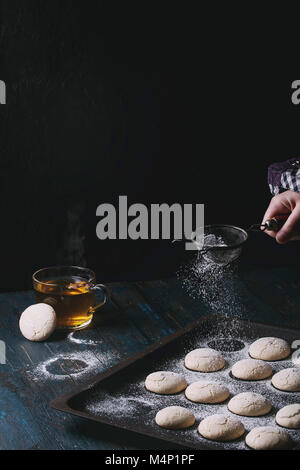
177,250,244,317
68,332,100,346
27,351,101,382
83,333,300,450
27,346,116,382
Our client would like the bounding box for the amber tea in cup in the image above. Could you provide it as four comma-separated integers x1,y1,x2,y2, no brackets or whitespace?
33,266,108,329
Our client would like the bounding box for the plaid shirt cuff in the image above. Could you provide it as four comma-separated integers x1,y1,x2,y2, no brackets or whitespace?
268,158,300,195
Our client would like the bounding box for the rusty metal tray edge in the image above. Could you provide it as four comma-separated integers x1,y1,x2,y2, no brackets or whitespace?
50,314,300,449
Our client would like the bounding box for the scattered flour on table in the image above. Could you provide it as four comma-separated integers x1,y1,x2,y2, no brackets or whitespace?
68,332,100,346
27,349,115,382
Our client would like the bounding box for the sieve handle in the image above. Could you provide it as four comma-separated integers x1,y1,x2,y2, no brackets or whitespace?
264,215,289,231
248,214,289,232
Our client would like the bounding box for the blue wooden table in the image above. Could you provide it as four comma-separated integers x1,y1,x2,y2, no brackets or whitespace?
1,267,300,450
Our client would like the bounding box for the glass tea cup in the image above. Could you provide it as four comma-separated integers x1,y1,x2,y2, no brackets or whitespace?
32,266,109,329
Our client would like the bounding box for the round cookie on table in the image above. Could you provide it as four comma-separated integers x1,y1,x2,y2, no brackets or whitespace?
19,303,57,341
185,348,225,372
145,371,187,394
276,404,300,429
271,368,300,392
249,337,290,361
198,414,244,441
231,359,272,380
245,426,292,450
185,380,230,404
155,406,195,429
228,392,272,417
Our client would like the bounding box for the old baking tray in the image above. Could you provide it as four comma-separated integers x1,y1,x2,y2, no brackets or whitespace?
51,315,300,450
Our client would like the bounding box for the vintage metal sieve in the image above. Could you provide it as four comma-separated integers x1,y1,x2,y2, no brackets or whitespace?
200,224,248,265
174,215,289,266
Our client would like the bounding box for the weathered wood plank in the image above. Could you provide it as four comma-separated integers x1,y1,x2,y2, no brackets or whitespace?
0,268,300,449
110,282,175,342
0,284,157,449
134,278,209,328
241,268,300,329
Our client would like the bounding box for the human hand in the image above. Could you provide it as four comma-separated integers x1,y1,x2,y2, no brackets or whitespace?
262,190,300,244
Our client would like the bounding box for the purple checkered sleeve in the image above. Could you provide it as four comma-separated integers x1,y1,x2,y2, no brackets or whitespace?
268,158,300,195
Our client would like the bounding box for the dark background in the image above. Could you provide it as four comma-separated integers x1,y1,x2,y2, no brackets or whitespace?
0,1,299,292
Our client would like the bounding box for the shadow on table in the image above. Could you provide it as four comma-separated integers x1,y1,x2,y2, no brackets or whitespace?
66,416,187,450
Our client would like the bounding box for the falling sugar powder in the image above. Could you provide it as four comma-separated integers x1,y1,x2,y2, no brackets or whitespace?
177,233,245,318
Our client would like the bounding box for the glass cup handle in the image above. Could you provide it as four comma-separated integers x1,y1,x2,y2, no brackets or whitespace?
89,283,109,312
